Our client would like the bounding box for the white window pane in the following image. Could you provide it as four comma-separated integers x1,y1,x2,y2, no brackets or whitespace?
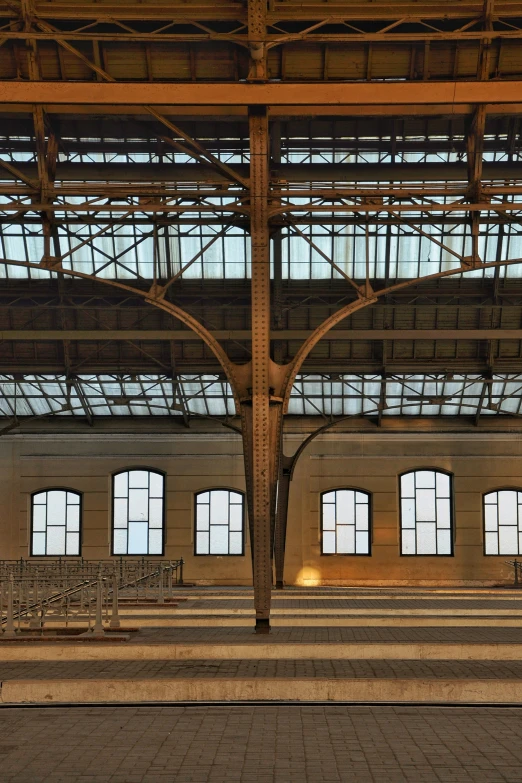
416,489,436,522
322,491,335,503
197,503,210,531
229,532,243,554
113,528,127,555
230,492,242,505
499,525,519,555
402,528,416,554
436,498,451,528
66,492,79,505
210,525,229,554
484,504,498,532
149,472,164,498
519,532,522,553
149,498,163,528
66,532,80,556
46,526,66,555
436,473,450,497
498,491,518,525
485,531,499,555
416,471,436,489
401,499,415,528
196,531,209,554
33,492,46,505
47,490,66,526
113,472,128,497
322,503,336,530
32,504,46,531
337,525,355,554
32,532,45,555
336,491,354,524
210,491,229,524
355,492,368,504
322,530,336,553
229,504,243,532
128,488,149,521
401,473,415,497
355,531,369,554
416,522,436,554
128,521,148,554
148,528,163,555
114,498,128,528
67,504,80,532
198,492,210,504
129,470,149,489
355,504,369,531
437,529,452,555
484,492,496,505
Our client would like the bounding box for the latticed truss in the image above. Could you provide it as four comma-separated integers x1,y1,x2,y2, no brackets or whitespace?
4,0,522,627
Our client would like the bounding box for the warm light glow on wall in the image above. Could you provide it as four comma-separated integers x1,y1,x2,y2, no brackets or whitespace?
295,566,322,586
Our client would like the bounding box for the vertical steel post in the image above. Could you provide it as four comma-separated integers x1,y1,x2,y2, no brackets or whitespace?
4,574,15,638
110,571,121,629
245,105,273,633
157,565,165,605
274,459,292,589
92,576,105,636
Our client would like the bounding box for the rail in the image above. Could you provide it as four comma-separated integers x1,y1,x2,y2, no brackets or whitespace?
505,559,522,587
0,557,185,637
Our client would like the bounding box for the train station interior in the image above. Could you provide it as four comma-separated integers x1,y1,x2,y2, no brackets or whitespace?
1,1,522,781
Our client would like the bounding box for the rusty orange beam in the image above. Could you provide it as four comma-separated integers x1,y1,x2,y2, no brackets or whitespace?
1,81,522,107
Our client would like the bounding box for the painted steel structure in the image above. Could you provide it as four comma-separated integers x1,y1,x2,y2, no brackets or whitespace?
1,0,522,627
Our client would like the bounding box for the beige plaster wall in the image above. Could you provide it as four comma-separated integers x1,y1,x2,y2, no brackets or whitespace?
1,429,521,586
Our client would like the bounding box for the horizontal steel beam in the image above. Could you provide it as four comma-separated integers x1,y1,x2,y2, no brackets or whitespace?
2,162,520,184
2,81,522,108
2,329,522,341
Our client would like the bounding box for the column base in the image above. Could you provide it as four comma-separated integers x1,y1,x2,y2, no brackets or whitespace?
255,618,271,634
275,580,284,590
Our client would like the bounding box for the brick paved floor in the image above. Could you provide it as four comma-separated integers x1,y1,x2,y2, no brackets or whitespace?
166,599,522,612
128,626,522,643
1,705,522,782
3,659,522,680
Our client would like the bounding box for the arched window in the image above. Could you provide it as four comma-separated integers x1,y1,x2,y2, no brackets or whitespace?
400,469,453,556
484,490,522,555
321,489,371,555
112,469,165,555
31,489,81,556
195,489,244,555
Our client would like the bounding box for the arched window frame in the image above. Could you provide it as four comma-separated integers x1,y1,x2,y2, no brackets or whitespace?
483,487,522,556
30,487,82,557
194,488,245,556
399,468,454,557
111,467,166,556
320,488,372,556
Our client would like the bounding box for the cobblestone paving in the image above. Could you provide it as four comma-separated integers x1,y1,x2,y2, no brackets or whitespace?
0,705,521,782
128,626,522,643
3,659,522,680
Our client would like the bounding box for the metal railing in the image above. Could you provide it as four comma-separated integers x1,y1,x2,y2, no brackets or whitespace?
505,559,522,587
0,557,184,637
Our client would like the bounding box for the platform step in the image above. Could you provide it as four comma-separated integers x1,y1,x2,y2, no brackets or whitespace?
3,676,522,704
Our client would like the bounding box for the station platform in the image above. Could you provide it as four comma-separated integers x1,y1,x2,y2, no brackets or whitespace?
2,586,522,705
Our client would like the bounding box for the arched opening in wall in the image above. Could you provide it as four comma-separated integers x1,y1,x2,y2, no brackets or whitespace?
31,489,82,557
112,469,165,556
399,469,454,556
484,489,522,556
320,489,371,556
194,489,245,556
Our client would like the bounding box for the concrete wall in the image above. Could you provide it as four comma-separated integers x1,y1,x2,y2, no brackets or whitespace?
2,428,521,586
